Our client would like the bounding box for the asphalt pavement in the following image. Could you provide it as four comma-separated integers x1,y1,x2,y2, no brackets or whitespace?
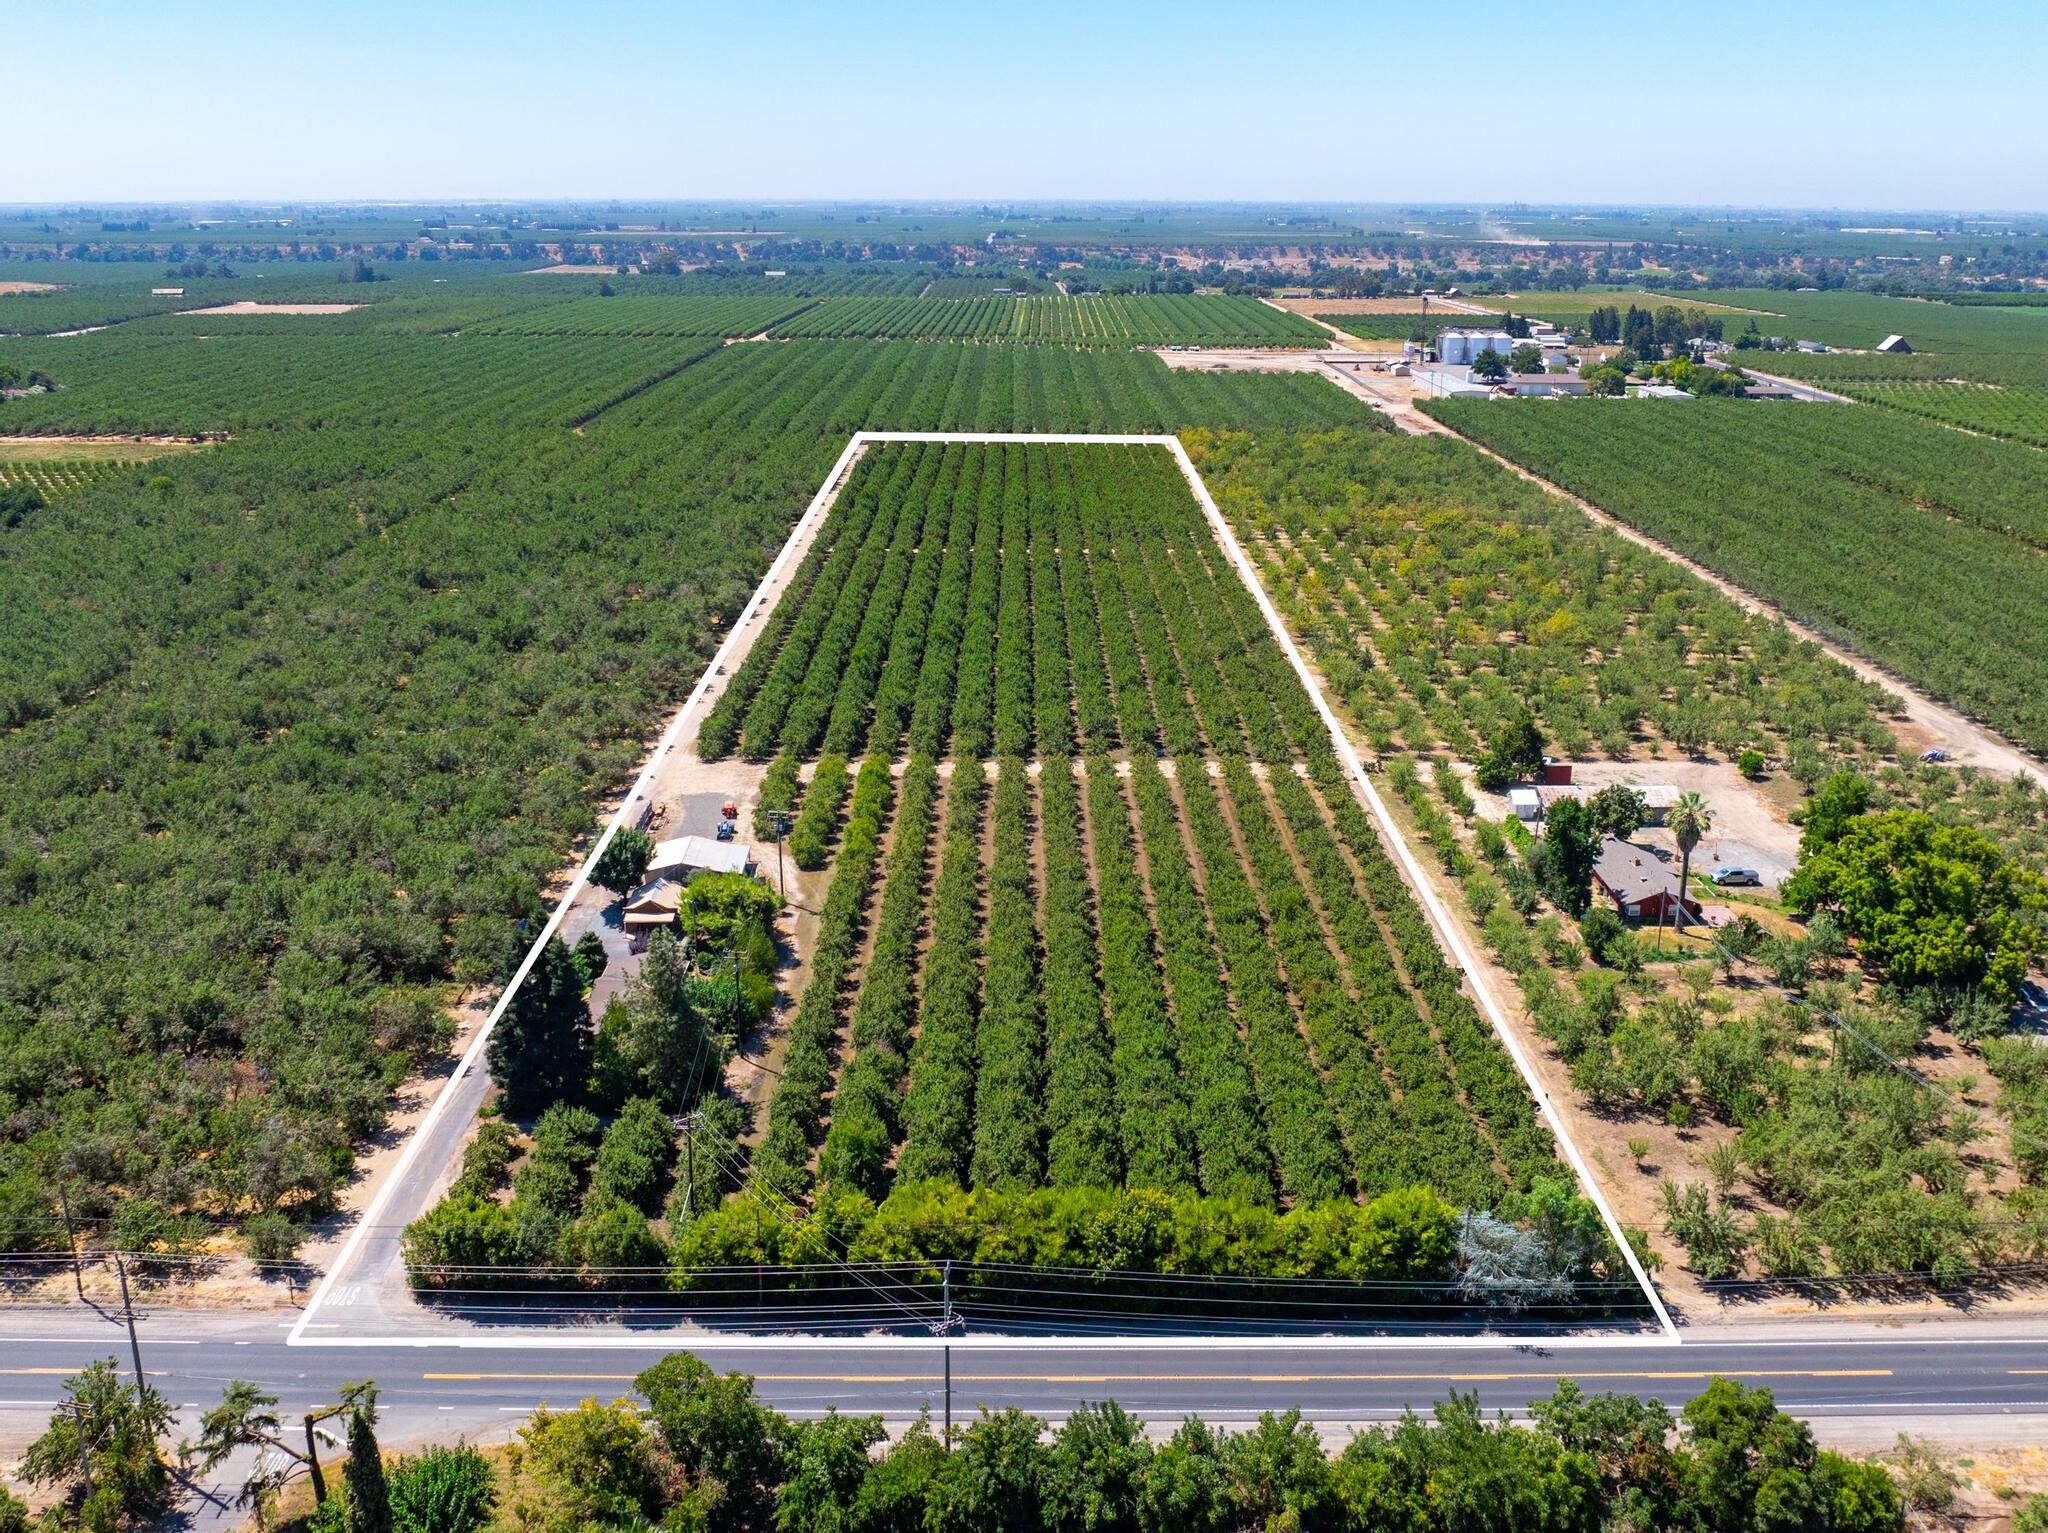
7,1304,2048,1452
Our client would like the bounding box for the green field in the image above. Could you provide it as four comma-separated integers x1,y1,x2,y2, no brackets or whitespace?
0,262,1378,1255
1423,397,2048,754
1469,289,1774,320
768,292,1327,346
405,439,1568,1285
1702,293,2048,445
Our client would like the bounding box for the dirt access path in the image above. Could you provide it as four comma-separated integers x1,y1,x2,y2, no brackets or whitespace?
0,435,214,457
176,302,360,316
1436,423,2048,789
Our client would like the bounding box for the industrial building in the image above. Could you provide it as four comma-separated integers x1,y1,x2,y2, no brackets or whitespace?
1435,329,1517,365
1504,373,1586,397
1410,366,1495,399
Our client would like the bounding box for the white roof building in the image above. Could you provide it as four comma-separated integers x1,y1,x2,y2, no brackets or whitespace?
647,835,752,879
1876,334,1912,353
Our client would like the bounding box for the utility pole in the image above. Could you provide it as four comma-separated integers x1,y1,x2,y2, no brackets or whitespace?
57,1181,82,1301
672,1111,706,1218
767,809,791,906
69,1401,93,1504
114,1254,145,1397
942,1343,952,1448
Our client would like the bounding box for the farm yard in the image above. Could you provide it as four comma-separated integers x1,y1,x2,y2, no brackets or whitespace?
1192,424,2048,1291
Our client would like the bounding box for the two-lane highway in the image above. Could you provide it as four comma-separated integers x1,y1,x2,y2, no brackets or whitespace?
5,1306,2048,1452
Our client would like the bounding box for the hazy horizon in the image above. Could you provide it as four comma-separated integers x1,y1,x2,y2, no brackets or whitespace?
16,0,2046,209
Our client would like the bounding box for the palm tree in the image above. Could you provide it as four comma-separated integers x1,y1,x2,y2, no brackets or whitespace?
1665,790,1714,945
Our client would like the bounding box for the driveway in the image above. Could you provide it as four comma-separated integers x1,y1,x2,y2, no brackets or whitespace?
1471,758,1801,889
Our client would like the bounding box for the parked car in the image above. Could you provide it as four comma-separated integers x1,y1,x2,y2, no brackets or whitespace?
1920,748,1949,762
2023,981,2048,1013
1711,867,1762,887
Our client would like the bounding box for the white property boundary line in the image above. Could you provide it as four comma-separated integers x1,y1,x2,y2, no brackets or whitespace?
292,429,1674,1349
288,432,870,1347
1167,435,1679,1343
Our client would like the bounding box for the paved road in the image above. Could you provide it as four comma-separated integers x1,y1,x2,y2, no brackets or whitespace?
1731,366,1856,404
11,1303,2048,1524
9,1306,2048,1448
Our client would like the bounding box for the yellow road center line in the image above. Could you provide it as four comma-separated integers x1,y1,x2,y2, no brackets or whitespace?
423,1368,1892,1385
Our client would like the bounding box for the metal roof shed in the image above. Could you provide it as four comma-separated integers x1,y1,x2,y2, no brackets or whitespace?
647,835,752,878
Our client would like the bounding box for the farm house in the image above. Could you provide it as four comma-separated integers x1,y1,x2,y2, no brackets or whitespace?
1592,837,1702,925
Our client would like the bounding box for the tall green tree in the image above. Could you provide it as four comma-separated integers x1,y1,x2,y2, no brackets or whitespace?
1474,709,1545,791
1135,1420,1231,1533
18,1360,172,1527
592,827,656,896
387,1444,496,1533
926,1407,1052,1533
1666,790,1713,936
1800,770,1872,857
1538,796,1600,917
487,937,590,1117
1785,809,2046,997
636,1353,791,1529
592,929,725,1111
190,1380,319,1530
1587,783,1646,839
1043,1402,1152,1533
773,1410,885,1533
341,1383,393,1533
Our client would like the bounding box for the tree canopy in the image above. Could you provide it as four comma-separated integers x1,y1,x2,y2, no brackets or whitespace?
1784,809,2047,997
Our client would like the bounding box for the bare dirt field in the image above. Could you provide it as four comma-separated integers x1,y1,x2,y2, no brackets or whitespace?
176,301,360,316
0,435,213,457
1155,347,1327,372
1269,296,1438,315
0,280,58,294
525,263,620,275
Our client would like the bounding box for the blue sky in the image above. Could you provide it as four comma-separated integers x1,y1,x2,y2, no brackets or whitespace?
13,0,2044,210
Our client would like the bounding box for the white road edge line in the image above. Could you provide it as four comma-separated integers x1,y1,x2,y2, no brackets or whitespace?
293,429,1675,1350
289,1331,1664,1352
